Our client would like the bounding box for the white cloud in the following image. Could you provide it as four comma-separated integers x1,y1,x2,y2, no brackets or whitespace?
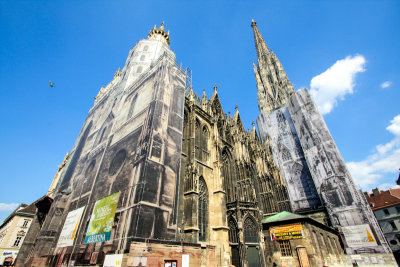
387,115,400,136
310,55,366,115
0,203,19,211
347,114,400,191
381,81,392,89
379,184,400,191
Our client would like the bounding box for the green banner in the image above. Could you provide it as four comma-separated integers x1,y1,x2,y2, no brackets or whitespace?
84,192,120,244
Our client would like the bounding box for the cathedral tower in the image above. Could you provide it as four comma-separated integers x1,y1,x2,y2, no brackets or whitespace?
251,19,295,113
26,23,187,266
253,20,391,255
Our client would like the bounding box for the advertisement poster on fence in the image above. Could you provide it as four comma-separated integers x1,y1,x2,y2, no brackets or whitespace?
84,192,120,244
57,206,85,247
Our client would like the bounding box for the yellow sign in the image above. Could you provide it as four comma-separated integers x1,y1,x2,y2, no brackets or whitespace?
269,223,303,240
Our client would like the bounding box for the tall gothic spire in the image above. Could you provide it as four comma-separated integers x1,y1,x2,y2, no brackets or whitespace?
251,19,295,113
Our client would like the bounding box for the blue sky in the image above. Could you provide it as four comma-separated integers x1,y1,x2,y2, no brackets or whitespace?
0,1,399,222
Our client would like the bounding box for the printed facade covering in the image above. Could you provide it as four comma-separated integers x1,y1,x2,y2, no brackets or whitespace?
23,23,188,266
252,17,391,256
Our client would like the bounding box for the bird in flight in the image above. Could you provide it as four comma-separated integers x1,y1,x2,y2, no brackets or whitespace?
49,80,54,88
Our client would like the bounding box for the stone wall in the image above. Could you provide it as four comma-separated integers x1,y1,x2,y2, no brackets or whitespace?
127,240,214,267
263,221,344,267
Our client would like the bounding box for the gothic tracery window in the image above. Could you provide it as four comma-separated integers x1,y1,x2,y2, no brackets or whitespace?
183,112,189,155
222,149,237,202
246,180,253,201
228,218,239,244
195,120,201,160
198,177,208,242
243,217,258,243
202,127,209,162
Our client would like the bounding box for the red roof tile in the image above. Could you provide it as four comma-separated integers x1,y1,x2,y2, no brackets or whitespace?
366,189,400,210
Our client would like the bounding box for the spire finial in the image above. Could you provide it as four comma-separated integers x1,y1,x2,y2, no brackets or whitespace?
252,121,255,127
235,105,239,112
202,88,207,99
251,19,256,27
189,87,194,101
214,84,217,92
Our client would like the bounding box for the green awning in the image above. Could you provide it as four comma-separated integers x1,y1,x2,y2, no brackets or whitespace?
261,211,307,224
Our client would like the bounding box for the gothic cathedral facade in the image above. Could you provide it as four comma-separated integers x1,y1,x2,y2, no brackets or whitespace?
18,21,392,267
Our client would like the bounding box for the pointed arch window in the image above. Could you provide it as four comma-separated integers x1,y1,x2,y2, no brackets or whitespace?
182,112,189,155
140,55,145,61
222,149,237,203
198,177,208,242
264,193,274,214
311,230,322,256
243,217,258,243
228,218,239,244
195,120,201,160
143,45,149,51
137,66,143,73
201,126,209,162
229,217,241,267
319,233,326,256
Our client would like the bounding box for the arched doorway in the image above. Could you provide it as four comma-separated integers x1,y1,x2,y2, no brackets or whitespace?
243,217,261,267
228,217,241,267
